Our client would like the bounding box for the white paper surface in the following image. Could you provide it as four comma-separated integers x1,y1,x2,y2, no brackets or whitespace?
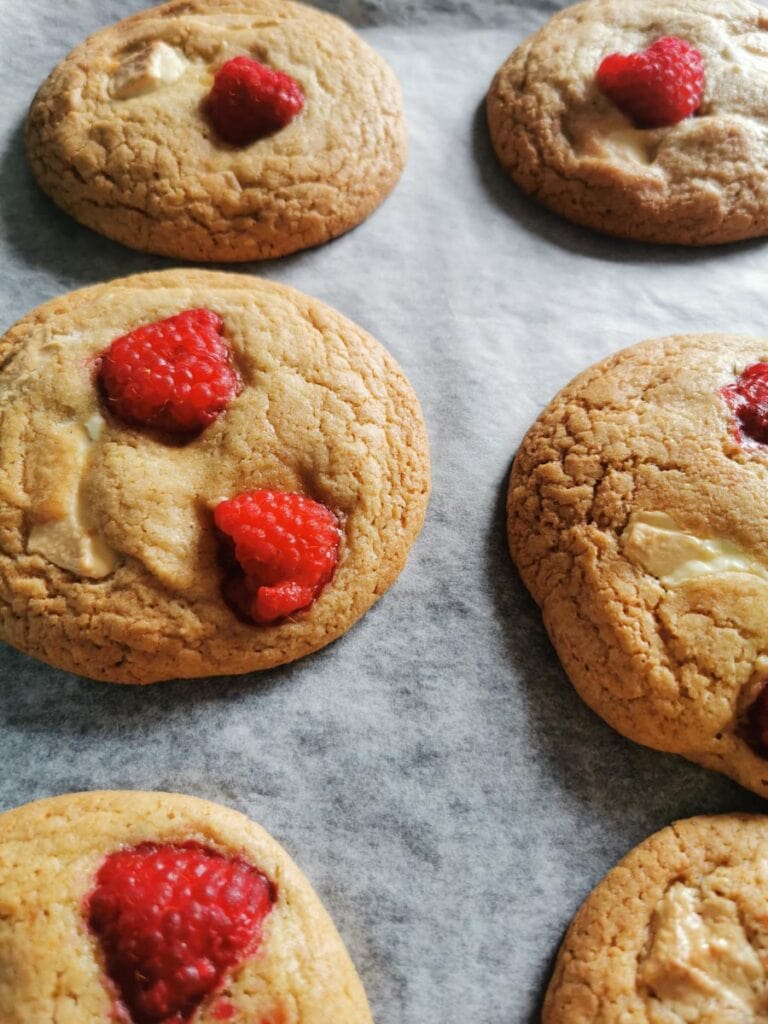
1,2,767,1022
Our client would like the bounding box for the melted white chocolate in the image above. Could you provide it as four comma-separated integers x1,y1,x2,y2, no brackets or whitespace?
597,126,657,165
27,420,117,579
621,512,768,587
640,882,766,1023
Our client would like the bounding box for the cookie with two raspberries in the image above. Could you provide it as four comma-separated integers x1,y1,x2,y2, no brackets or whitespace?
0,270,429,683
99,307,340,626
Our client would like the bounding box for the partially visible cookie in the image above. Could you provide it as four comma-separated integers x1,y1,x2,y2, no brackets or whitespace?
0,790,372,1024
0,269,430,683
25,0,406,261
487,0,768,245
508,333,768,797
543,814,768,1023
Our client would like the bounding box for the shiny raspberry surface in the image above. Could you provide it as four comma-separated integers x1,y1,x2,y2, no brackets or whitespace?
722,362,768,447
99,309,240,434
214,490,340,624
208,56,304,145
597,36,704,129
88,842,274,1024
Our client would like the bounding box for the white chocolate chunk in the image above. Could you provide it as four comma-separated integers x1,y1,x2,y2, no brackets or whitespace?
621,511,768,587
598,127,657,165
27,423,117,579
641,881,765,1023
110,42,189,100
83,412,106,442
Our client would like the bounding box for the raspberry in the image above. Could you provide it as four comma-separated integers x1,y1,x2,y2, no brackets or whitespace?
208,56,304,145
87,843,274,1024
214,490,340,624
596,37,705,129
742,682,768,757
722,363,768,446
99,309,240,435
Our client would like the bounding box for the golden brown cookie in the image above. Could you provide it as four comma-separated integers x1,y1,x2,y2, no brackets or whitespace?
0,790,372,1024
508,334,768,797
543,814,768,1023
487,0,768,245
25,0,406,261
0,269,430,683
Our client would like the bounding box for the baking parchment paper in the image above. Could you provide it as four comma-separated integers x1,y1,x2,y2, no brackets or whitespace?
2,1,768,1021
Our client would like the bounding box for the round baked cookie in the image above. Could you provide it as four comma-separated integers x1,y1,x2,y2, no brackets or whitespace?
0,269,430,684
543,814,768,1023
0,790,372,1023
509,334,768,798
25,0,406,261
487,0,768,245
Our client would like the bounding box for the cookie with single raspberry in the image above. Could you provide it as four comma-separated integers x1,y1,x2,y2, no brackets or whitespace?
0,269,429,683
542,814,768,1023
0,790,372,1024
25,0,406,261
508,333,768,798
487,0,768,245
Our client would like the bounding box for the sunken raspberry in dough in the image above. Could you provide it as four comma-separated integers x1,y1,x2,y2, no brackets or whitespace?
509,333,768,798
25,0,406,261
0,790,372,1024
0,270,429,683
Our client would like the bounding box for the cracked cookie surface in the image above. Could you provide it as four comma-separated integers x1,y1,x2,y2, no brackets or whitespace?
25,0,406,261
0,269,430,684
0,790,372,1024
542,814,768,1023
508,333,768,797
487,0,768,245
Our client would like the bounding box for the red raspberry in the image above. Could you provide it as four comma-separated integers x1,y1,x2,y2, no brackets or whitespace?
596,37,705,129
722,363,768,446
742,681,768,757
214,490,340,624
87,843,274,1024
208,56,304,145
99,309,240,434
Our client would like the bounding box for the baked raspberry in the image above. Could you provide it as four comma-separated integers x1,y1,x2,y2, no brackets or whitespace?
88,842,274,1024
722,363,768,446
208,56,304,146
214,490,340,624
742,681,768,758
99,309,240,434
596,37,704,129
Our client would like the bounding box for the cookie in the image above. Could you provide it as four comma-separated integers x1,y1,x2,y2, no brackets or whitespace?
542,813,768,1023
0,269,430,683
508,334,768,797
487,0,768,245
0,790,372,1023
25,0,406,261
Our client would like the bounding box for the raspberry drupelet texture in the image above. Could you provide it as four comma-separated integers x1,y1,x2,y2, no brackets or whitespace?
214,490,341,624
597,36,705,129
208,57,305,146
87,842,274,1024
722,363,768,446
99,309,240,434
